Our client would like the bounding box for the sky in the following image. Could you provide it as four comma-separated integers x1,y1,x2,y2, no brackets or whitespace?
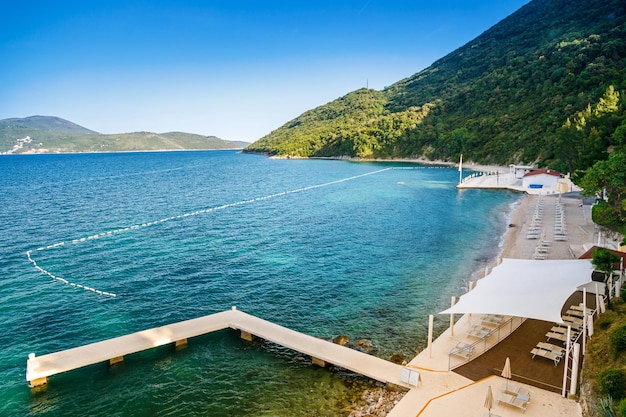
1,0,530,142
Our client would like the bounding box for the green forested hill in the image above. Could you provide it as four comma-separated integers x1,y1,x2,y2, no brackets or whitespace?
0,116,249,153
246,0,626,171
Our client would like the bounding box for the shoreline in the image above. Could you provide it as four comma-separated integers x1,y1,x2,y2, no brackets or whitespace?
320,157,508,174
258,152,509,174
350,193,528,416
355,190,597,416
467,194,526,283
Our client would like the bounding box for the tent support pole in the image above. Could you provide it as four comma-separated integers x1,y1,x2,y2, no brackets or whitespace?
562,325,571,398
582,288,587,354
450,296,456,336
428,315,434,359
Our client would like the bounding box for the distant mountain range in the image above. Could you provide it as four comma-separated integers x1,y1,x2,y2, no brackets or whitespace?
246,0,626,172
0,116,249,154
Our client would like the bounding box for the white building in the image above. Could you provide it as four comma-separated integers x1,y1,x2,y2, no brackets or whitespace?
522,169,562,190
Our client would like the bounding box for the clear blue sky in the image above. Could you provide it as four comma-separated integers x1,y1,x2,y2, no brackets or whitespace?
1,0,529,142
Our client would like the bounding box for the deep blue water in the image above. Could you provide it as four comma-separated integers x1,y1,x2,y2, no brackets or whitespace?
0,151,520,416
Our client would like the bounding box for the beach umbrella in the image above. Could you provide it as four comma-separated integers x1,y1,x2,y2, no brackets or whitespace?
484,385,494,416
501,357,512,390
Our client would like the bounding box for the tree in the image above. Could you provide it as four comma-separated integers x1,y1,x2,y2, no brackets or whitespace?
592,247,621,280
579,150,626,231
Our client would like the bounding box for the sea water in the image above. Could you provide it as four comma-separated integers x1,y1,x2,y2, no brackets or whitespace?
0,151,520,416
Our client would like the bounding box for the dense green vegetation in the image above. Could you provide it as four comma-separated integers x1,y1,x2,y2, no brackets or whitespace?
584,298,626,417
0,116,248,153
246,0,626,168
247,0,626,234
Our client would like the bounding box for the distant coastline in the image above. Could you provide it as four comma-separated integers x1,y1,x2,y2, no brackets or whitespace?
251,151,509,174
1,147,246,156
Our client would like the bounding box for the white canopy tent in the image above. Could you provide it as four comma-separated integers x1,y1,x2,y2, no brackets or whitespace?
440,259,595,323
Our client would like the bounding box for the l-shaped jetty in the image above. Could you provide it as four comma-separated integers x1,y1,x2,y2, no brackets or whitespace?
26,307,413,390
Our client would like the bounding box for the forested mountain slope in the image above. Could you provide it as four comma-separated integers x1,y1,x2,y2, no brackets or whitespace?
246,0,626,171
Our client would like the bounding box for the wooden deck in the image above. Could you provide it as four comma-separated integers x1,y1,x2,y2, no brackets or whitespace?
453,291,595,393
26,307,409,389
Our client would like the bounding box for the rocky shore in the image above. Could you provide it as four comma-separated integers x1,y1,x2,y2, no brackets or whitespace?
347,388,406,417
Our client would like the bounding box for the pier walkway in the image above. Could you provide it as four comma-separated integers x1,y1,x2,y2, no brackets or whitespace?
26,307,410,389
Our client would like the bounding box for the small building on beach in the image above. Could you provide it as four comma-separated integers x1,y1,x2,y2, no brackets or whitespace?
522,169,563,191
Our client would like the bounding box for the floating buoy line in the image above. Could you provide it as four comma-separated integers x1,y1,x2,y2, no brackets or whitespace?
26,168,393,298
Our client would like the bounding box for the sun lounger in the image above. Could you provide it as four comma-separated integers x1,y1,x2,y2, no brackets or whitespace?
550,325,567,333
549,325,578,337
545,331,569,343
566,308,585,318
449,341,474,360
501,383,532,400
467,325,491,339
537,342,565,354
563,315,583,327
560,321,582,332
497,392,528,412
547,325,580,343
570,304,592,315
531,347,562,365
532,342,564,365
481,314,504,327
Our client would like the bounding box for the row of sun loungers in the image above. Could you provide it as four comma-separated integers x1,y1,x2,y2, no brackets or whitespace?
531,303,594,365
533,239,550,260
527,195,569,243
554,197,568,241
526,197,544,239
450,315,507,362
449,315,507,363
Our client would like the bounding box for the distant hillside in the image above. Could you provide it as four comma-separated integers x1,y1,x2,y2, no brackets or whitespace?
246,0,626,172
0,116,248,153
1,115,98,134
160,132,249,149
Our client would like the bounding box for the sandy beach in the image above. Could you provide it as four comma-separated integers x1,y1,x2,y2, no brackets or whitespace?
499,192,599,260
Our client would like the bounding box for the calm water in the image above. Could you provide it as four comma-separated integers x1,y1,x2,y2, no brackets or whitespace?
0,151,520,416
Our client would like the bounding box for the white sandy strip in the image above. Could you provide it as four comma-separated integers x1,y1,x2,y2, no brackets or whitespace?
26,168,392,298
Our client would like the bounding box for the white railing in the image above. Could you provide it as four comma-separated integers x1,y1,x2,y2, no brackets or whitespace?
448,316,526,370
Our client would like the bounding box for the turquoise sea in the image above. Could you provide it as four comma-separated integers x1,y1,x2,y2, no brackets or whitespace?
0,151,520,416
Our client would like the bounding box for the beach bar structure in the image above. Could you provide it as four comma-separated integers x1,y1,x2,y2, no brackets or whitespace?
26,307,412,390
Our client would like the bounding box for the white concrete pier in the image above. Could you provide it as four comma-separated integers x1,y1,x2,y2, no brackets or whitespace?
26,307,409,389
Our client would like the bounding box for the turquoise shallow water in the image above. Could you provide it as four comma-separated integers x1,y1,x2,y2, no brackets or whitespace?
0,151,520,416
